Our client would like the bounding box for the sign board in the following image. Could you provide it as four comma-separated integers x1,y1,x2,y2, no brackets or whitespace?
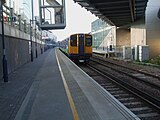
4,16,16,22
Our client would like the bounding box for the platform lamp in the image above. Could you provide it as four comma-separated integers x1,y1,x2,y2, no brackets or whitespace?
35,17,38,58
30,0,34,62
30,19,33,62
0,0,8,82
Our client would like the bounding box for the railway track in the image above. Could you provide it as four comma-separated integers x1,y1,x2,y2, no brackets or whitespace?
78,58,160,120
92,55,160,79
90,56,160,91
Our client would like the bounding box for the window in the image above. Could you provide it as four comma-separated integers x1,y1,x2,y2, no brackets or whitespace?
85,35,92,46
70,35,77,46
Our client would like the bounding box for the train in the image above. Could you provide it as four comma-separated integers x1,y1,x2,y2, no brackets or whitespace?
59,33,92,62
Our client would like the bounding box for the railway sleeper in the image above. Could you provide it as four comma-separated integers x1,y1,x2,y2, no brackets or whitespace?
118,98,138,103
113,93,130,98
103,85,116,88
109,90,125,94
118,97,135,101
105,88,120,91
100,82,114,85
137,112,160,119
94,81,110,84
131,108,157,114
124,102,146,108
130,107,151,112
123,101,142,106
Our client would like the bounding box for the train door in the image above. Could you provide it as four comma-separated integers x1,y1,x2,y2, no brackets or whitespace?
78,34,84,55
69,34,78,54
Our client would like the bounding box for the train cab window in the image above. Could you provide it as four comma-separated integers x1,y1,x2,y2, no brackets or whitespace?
70,35,77,46
85,35,92,46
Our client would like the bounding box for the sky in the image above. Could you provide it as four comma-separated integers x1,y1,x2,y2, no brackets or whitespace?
47,0,97,41
33,0,97,41
52,0,97,41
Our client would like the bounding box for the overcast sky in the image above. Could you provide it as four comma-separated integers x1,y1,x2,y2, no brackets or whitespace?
34,0,97,41
51,0,97,41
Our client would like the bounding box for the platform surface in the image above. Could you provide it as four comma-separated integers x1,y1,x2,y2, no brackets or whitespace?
57,48,139,120
0,48,140,120
14,49,74,120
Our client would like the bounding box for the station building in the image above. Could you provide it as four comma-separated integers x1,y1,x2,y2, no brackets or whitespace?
5,0,31,22
91,0,160,61
91,19,116,52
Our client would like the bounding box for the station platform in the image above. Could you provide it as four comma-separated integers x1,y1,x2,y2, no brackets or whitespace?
0,48,140,120
93,49,116,58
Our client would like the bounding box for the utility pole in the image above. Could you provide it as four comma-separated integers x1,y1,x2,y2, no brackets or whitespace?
35,17,38,58
0,0,8,82
102,27,104,51
30,19,33,62
30,0,34,62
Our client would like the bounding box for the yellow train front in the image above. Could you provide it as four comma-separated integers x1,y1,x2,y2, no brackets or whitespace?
68,33,92,62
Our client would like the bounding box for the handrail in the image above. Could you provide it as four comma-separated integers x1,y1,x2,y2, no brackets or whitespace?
2,4,42,40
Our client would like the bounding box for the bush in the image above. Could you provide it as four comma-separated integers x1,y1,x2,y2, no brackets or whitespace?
145,55,160,65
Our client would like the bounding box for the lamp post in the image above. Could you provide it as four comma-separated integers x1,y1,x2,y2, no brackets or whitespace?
30,19,33,62
40,29,43,54
35,17,38,58
30,0,34,62
31,0,34,24
102,28,104,51
0,0,8,82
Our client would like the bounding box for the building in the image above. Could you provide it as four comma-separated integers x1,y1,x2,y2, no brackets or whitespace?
91,19,116,52
130,0,160,59
6,0,31,22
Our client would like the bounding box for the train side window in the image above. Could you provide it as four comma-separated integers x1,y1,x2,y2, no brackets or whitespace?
70,35,77,46
85,35,92,46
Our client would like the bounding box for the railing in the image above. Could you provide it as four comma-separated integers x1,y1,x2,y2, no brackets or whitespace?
2,4,41,39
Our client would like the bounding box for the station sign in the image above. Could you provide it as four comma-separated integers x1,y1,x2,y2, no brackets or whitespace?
4,16,16,22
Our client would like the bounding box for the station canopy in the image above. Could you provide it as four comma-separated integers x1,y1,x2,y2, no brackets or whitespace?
74,0,148,27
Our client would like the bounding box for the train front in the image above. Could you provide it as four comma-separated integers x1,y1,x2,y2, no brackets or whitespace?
68,33,92,62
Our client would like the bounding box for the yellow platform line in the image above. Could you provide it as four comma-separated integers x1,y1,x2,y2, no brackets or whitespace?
55,50,80,120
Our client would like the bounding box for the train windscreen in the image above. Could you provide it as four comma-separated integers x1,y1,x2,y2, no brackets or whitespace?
70,34,77,46
85,35,92,46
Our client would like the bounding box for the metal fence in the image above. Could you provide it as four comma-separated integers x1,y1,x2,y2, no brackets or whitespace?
0,4,44,81
3,4,41,39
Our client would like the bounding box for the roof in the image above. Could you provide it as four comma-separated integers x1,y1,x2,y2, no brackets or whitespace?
73,0,148,27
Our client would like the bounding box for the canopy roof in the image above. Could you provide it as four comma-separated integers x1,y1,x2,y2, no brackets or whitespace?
74,0,148,26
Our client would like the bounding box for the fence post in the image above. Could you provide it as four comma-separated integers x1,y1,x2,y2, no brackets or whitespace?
18,15,21,31
0,1,8,82
24,20,26,33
